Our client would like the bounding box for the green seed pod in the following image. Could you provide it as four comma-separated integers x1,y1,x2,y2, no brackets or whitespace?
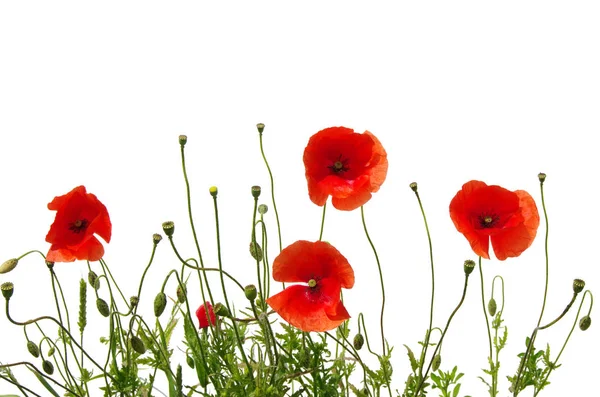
258,204,268,214
353,333,365,350
538,173,547,183
0,258,18,274
256,123,265,134
579,316,591,331
432,354,442,371
244,284,258,301
251,186,261,198
176,284,186,304
463,260,476,275
162,221,175,237
154,292,167,317
130,296,139,308
27,341,40,358
96,298,110,317
573,279,585,294
179,135,188,146
1,282,14,300
249,241,263,261
130,335,146,354
186,354,195,369
488,298,497,317
153,233,162,245
42,360,54,375
409,182,418,192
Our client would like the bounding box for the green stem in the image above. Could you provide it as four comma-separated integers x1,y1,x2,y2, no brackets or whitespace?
258,129,283,253
318,202,327,241
536,177,550,328
478,257,496,396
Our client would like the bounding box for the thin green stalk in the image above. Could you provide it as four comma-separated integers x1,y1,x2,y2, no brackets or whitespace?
251,195,265,311
478,257,496,396
258,127,283,253
318,202,327,241
535,176,550,328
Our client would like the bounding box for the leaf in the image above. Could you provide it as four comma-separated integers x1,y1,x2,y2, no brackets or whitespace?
183,314,209,387
29,368,60,397
453,383,461,397
403,345,419,372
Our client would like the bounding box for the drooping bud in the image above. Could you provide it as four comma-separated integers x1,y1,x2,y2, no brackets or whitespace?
48,347,55,357
179,135,188,146
162,221,175,237
154,292,167,317
488,298,497,317
130,296,139,308
27,341,40,358
573,279,585,294
538,173,547,183
176,284,187,304
463,260,476,275
249,241,263,261
431,354,442,371
0,258,18,274
353,333,365,350
251,185,261,198
579,316,591,331
42,360,54,375
209,186,218,197
256,123,265,134
88,271,99,290
153,233,162,245
1,282,14,299
130,335,146,354
258,204,268,214
244,284,258,301
186,354,195,368
96,298,110,317
409,182,418,192
214,302,230,317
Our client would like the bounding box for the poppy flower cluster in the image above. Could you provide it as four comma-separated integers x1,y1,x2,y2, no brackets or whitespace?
303,126,388,211
266,240,355,332
196,302,216,329
449,180,540,260
45,185,112,263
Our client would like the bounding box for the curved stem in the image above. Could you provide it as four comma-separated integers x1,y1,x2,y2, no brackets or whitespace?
478,257,496,396
258,130,283,253
535,178,550,328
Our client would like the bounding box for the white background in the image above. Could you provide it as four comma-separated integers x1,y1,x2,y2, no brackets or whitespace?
0,1,598,396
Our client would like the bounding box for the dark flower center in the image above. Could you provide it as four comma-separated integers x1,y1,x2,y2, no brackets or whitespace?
479,214,499,228
328,154,349,174
69,219,89,234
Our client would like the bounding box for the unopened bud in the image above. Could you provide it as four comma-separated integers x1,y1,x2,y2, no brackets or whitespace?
0,258,18,274
42,360,54,375
186,354,195,368
214,302,230,317
463,260,476,275
154,292,167,317
179,135,188,146
47,347,55,357
353,334,365,350
27,341,40,358
409,182,418,192
488,298,497,317
244,284,257,301
96,298,110,317
579,315,591,331
251,185,261,198
249,241,263,261
538,173,546,183
162,221,175,237
573,279,585,294
176,285,187,304
432,354,442,371
256,123,265,134
1,282,14,299
88,271,99,290
153,233,162,245
258,204,268,214
130,335,146,354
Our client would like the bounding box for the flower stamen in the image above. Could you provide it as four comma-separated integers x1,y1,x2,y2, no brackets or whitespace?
308,279,317,288
69,219,89,234
328,154,350,174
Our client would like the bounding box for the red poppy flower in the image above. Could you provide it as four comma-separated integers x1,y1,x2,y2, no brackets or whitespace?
303,126,388,211
196,302,216,329
45,186,112,262
265,240,355,332
449,180,540,261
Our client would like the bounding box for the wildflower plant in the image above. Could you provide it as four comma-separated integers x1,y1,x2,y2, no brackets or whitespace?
0,125,593,397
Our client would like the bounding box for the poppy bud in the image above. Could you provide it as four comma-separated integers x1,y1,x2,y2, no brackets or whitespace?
42,360,54,375
214,302,230,317
96,298,110,317
130,296,139,308
432,354,442,371
176,284,186,304
409,182,418,192
538,173,546,183
153,233,162,245
0,258,18,274
573,279,585,294
88,270,100,290
130,335,146,354
154,292,167,317
209,186,218,197
353,333,365,350
579,316,591,331
463,260,476,275
244,284,257,301
249,241,263,261
162,221,175,237
258,204,268,214
179,135,188,146
488,298,497,317
27,341,40,358
1,282,14,300
251,185,261,198
256,123,265,134
48,347,55,357
186,354,195,368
